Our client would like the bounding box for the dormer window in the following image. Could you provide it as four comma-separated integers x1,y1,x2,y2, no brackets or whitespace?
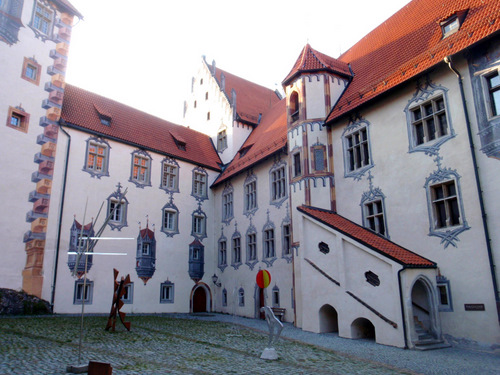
170,132,187,151
239,144,253,158
440,10,468,39
99,114,111,126
94,105,112,126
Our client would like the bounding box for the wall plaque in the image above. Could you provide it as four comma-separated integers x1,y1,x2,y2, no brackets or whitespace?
464,304,485,311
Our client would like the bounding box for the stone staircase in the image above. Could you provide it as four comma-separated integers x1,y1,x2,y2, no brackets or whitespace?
413,317,451,351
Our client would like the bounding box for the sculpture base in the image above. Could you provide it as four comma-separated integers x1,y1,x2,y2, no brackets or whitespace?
260,347,278,360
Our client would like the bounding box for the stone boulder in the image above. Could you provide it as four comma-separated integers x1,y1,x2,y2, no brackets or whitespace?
0,288,51,315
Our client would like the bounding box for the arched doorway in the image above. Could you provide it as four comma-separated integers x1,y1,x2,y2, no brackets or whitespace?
351,317,376,340
319,304,338,333
411,277,438,340
191,283,211,313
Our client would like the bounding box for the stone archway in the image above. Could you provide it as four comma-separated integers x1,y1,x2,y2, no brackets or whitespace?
351,317,376,340
191,283,211,313
319,304,338,333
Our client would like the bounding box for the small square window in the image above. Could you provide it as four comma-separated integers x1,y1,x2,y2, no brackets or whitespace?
160,282,174,303
121,283,134,304
21,57,41,85
74,280,93,305
6,106,29,133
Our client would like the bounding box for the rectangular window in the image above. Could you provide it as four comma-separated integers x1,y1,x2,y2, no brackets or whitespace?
163,209,178,232
222,289,228,306
313,147,326,172
410,96,448,146
193,171,207,197
121,283,133,304
87,142,107,173
132,155,149,183
245,180,257,212
293,152,302,177
160,282,174,303
247,233,257,261
74,280,93,305
219,240,227,266
431,181,460,229
6,106,29,133
486,71,500,117
142,243,150,255
21,57,41,85
217,129,227,151
273,289,280,307
193,215,205,235
109,200,124,223
283,224,291,256
271,166,286,201
364,200,386,236
436,278,453,312
33,2,53,35
232,237,241,264
223,191,233,220
264,229,275,258
346,128,370,171
238,289,245,306
162,162,178,190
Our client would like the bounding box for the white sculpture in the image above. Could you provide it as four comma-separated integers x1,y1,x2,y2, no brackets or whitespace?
260,306,283,360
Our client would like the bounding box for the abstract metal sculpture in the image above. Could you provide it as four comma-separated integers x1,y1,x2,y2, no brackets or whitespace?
105,268,131,332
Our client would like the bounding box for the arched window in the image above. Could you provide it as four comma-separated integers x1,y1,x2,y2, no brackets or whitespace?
290,91,299,122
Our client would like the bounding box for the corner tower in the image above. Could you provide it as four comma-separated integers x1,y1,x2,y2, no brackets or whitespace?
282,44,351,211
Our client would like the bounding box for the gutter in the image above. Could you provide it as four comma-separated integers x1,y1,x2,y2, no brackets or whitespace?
444,56,500,323
398,268,409,349
50,121,71,309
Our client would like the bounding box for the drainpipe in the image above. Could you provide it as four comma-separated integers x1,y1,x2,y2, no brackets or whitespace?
398,268,409,349
444,56,500,323
50,122,71,309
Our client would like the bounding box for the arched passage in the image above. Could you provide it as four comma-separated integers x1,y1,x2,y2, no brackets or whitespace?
190,283,212,313
351,317,376,340
411,277,438,340
319,304,338,333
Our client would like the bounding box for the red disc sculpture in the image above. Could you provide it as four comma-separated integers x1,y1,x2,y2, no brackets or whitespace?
256,269,271,289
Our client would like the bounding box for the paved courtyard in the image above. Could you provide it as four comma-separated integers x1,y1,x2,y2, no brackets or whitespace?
0,313,498,374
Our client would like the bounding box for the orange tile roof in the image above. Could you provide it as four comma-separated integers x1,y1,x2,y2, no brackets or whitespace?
282,44,352,86
298,206,436,267
326,0,500,124
213,99,287,186
61,84,221,171
213,65,281,125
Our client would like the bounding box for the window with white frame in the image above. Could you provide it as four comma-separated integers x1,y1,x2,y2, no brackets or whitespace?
430,180,461,229
74,280,93,305
130,151,151,187
162,208,178,233
109,199,124,223
31,1,54,37
270,164,287,203
263,228,275,259
244,178,257,213
436,275,453,312
141,243,150,255
363,199,386,236
485,71,500,117
161,160,179,192
232,236,241,266
192,169,207,198
84,139,109,178
246,232,257,262
217,129,227,151
160,281,174,303
192,213,206,237
121,283,133,304
410,96,449,147
345,127,370,172
222,186,233,222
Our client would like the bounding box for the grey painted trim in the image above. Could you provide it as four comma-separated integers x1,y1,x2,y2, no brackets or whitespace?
106,184,128,231
161,200,180,238
269,159,288,208
82,137,110,179
159,157,180,194
404,79,456,156
129,149,153,188
341,116,374,180
159,281,175,303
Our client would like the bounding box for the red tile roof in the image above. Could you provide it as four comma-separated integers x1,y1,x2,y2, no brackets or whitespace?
54,0,83,19
212,64,281,125
282,44,352,86
213,99,287,186
61,84,221,171
298,206,436,267
326,0,500,124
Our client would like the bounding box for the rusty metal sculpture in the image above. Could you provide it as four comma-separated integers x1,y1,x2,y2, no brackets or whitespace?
105,268,131,332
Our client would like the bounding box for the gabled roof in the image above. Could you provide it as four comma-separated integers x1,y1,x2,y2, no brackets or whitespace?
326,0,500,124
211,63,281,125
298,206,436,268
53,0,83,19
61,85,221,171
282,44,352,86
212,99,287,186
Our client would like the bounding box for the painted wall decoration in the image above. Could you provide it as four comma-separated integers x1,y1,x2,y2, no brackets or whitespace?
0,0,24,45
67,218,94,277
136,220,156,285
188,239,204,282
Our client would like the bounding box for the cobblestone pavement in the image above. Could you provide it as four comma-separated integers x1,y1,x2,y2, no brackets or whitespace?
0,314,498,375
